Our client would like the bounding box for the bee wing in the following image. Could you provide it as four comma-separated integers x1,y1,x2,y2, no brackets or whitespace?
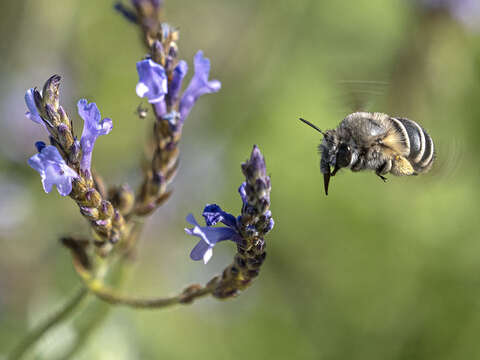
422,136,463,181
333,80,390,115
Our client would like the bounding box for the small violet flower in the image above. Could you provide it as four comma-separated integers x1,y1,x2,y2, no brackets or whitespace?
185,204,241,264
28,142,78,196
135,59,168,104
135,51,220,123
179,51,221,122
78,99,113,176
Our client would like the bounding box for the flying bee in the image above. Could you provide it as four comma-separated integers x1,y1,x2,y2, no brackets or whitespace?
299,112,435,195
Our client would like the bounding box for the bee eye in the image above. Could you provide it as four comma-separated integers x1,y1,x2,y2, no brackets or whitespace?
336,143,352,168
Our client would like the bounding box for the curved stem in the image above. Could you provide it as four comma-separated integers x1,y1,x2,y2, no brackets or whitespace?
7,286,88,360
73,256,212,308
89,283,211,308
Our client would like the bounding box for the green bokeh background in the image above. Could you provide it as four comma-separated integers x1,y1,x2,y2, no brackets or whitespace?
1,0,480,359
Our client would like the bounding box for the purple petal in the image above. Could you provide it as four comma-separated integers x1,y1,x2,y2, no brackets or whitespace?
202,204,237,228
28,145,78,196
35,141,46,152
185,216,237,246
43,165,60,193
41,145,66,164
78,99,113,175
167,60,188,108
190,240,212,263
136,59,168,104
186,213,200,227
238,183,247,204
266,218,275,232
179,51,221,122
153,100,167,118
25,88,46,129
55,173,74,196
185,214,237,264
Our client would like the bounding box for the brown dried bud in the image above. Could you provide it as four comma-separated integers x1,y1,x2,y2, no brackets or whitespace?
56,123,74,148
57,105,71,127
42,74,61,110
84,189,102,208
108,185,135,215
80,206,99,220
98,200,114,220
45,104,61,127
151,40,165,65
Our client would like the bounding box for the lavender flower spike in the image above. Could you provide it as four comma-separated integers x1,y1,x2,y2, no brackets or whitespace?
136,59,168,104
24,88,44,127
184,146,273,300
28,142,78,196
179,51,221,122
78,99,113,176
185,205,240,264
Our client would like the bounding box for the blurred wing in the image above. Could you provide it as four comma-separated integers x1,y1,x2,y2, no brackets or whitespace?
423,135,464,182
334,80,390,114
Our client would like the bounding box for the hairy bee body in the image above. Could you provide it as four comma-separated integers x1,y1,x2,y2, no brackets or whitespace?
300,112,435,195
333,112,434,176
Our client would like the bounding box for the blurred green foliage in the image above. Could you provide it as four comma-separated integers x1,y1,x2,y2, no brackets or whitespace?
1,0,480,359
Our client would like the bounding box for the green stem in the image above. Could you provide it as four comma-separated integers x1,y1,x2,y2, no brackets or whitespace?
85,282,212,309
7,286,88,360
56,291,113,360
55,257,130,359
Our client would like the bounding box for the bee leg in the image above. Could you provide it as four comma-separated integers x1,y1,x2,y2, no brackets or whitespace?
376,160,391,182
377,173,388,182
391,156,415,176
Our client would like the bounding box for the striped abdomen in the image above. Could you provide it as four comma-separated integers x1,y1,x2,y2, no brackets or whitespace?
390,117,435,173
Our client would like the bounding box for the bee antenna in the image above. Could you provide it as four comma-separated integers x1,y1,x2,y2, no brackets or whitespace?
299,118,326,136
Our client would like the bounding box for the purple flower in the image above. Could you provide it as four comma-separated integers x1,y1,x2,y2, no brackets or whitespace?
179,51,221,122
135,59,168,104
202,204,237,227
185,204,240,264
24,88,45,128
28,142,78,196
78,99,113,176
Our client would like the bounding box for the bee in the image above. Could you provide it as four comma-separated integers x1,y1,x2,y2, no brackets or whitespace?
300,112,435,195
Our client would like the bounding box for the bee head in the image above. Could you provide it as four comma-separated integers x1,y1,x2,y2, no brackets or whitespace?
319,133,353,195
300,117,352,196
